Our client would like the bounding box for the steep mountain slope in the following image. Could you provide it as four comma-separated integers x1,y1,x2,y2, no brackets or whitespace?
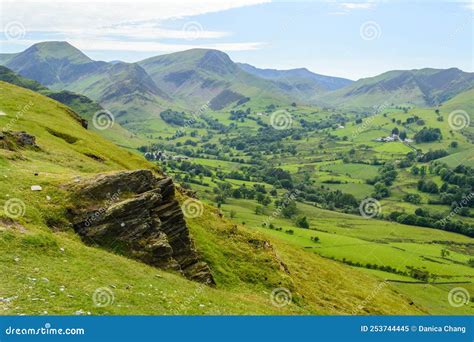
237,63,353,95
0,81,426,315
0,65,144,147
65,61,170,104
319,68,474,110
138,49,292,110
0,65,95,123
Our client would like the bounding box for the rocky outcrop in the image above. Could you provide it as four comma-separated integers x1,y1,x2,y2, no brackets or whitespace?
67,169,214,285
0,131,39,151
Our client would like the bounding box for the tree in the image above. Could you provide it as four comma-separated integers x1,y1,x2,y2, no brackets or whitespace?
262,196,272,206
232,188,242,198
440,249,450,258
296,216,310,229
392,127,400,135
230,210,236,219
403,193,421,204
281,201,298,218
417,179,438,193
373,182,390,199
399,131,407,141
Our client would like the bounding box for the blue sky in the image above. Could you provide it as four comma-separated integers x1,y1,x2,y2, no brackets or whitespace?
1,0,473,79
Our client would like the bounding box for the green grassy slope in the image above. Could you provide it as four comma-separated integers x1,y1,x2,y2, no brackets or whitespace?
0,82,429,315
0,82,430,314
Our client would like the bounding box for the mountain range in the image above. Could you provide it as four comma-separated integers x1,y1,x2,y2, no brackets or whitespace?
1,41,473,122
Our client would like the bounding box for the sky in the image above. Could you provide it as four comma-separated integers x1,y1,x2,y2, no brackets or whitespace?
0,0,473,80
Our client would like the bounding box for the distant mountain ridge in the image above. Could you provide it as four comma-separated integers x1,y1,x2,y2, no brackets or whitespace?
237,62,353,93
319,68,474,109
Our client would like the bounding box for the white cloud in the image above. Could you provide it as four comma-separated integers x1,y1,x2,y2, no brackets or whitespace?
339,2,375,10
0,0,270,51
67,39,266,52
0,38,266,53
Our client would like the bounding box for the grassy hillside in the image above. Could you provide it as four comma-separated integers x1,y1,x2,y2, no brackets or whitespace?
0,65,145,149
0,81,434,315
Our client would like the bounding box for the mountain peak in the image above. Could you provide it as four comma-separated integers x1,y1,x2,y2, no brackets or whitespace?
27,41,93,64
3,41,97,86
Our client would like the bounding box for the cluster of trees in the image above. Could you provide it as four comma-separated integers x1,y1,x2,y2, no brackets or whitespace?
202,115,228,132
418,149,448,162
388,210,473,237
295,184,359,211
214,182,273,206
417,179,439,194
427,163,474,208
167,160,212,177
160,109,189,126
414,127,442,143
229,108,250,121
339,258,406,278
367,163,398,199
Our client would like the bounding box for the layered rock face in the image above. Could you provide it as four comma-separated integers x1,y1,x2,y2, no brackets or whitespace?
67,169,214,285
